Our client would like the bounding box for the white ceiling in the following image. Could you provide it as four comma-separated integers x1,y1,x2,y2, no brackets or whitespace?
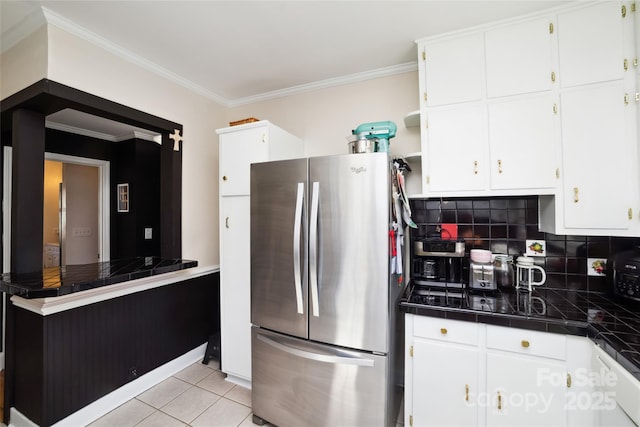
1,0,569,137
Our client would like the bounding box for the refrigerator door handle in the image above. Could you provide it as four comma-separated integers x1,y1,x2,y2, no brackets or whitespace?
257,332,375,367
292,182,305,314
309,181,320,317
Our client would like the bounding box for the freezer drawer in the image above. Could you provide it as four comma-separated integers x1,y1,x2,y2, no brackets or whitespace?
252,327,391,427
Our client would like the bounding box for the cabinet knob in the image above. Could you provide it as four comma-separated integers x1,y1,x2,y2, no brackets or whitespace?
440,328,448,335
521,340,530,348
550,71,556,83
222,175,228,181
553,103,558,114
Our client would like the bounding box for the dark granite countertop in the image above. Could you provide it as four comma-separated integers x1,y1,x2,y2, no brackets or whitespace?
401,282,640,381
0,257,198,298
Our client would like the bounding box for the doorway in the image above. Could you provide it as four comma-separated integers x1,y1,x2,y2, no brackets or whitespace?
2,147,111,272
44,160,101,266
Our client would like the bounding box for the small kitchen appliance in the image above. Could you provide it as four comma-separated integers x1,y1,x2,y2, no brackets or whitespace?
515,256,546,291
469,249,496,291
412,238,465,288
611,246,640,301
352,121,397,153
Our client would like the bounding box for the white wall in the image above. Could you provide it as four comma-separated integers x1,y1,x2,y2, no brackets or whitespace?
1,24,422,267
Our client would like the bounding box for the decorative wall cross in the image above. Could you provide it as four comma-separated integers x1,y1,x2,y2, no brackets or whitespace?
169,129,183,151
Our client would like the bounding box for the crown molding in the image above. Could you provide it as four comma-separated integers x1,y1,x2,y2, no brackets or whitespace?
41,6,229,106
45,121,160,143
227,61,419,107
35,6,417,108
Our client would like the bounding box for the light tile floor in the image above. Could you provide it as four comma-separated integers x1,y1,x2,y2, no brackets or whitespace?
89,361,404,427
89,361,258,427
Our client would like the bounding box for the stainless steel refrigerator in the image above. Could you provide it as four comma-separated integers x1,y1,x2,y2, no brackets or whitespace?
250,152,404,427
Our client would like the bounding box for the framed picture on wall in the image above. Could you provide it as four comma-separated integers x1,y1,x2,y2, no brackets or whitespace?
117,183,129,212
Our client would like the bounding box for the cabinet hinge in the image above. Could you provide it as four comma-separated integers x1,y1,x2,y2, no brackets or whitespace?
422,50,426,61
632,2,636,12
555,168,560,179
549,22,554,34
424,92,428,102
426,176,430,185
629,208,633,220
634,58,639,68
624,58,629,71
409,345,414,357
635,92,640,102
409,415,413,426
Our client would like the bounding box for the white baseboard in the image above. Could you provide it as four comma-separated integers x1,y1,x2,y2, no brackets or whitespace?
9,343,207,427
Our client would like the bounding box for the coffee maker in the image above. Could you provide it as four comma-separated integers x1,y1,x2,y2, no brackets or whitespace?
412,238,465,288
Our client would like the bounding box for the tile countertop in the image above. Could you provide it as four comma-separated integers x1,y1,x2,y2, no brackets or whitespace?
401,283,640,381
0,257,198,298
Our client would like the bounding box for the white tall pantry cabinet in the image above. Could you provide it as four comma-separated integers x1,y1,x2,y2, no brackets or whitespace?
216,121,303,385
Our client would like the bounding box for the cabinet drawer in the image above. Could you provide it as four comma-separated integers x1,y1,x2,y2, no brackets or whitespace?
413,316,478,346
486,325,566,360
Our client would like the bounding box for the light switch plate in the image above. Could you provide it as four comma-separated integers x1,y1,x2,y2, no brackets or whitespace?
144,228,152,239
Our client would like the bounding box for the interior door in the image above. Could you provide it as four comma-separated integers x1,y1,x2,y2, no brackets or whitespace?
251,158,308,339
309,153,389,353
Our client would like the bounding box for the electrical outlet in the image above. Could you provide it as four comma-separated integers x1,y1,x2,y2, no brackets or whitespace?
144,228,152,239
71,227,91,237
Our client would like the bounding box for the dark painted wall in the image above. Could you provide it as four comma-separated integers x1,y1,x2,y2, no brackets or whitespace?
13,272,219,426
1,128,162,261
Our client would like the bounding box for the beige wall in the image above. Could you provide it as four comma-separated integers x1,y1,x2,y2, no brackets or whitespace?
226,71,421,158
2,24,422,268
0,26,48,99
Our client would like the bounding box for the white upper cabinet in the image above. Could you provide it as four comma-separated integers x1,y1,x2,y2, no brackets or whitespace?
485,17,555,98
422,33,485,107
424,103,489,193
488,93,560,191
218,121,304,196
557,1,626,88
559,81,637,231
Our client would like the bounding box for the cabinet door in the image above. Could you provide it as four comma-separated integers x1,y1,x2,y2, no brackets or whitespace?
219,126,269,196
486,352,567,426
422,33,485,106
557,1,625,88
425,103,489,193
560,82,636,230
485,17,554,98
488,93,559,191
220,196,251,381
412,339,479,427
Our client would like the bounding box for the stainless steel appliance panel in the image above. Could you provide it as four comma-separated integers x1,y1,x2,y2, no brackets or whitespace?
251,158,309,339
308,153,390,353
252,327,388,427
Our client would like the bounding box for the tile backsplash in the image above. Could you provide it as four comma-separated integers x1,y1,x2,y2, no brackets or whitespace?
409,196,640,293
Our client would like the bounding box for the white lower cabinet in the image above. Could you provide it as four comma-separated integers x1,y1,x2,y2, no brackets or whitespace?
408,316,481,427
404,315,629,427
486,352,567,426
